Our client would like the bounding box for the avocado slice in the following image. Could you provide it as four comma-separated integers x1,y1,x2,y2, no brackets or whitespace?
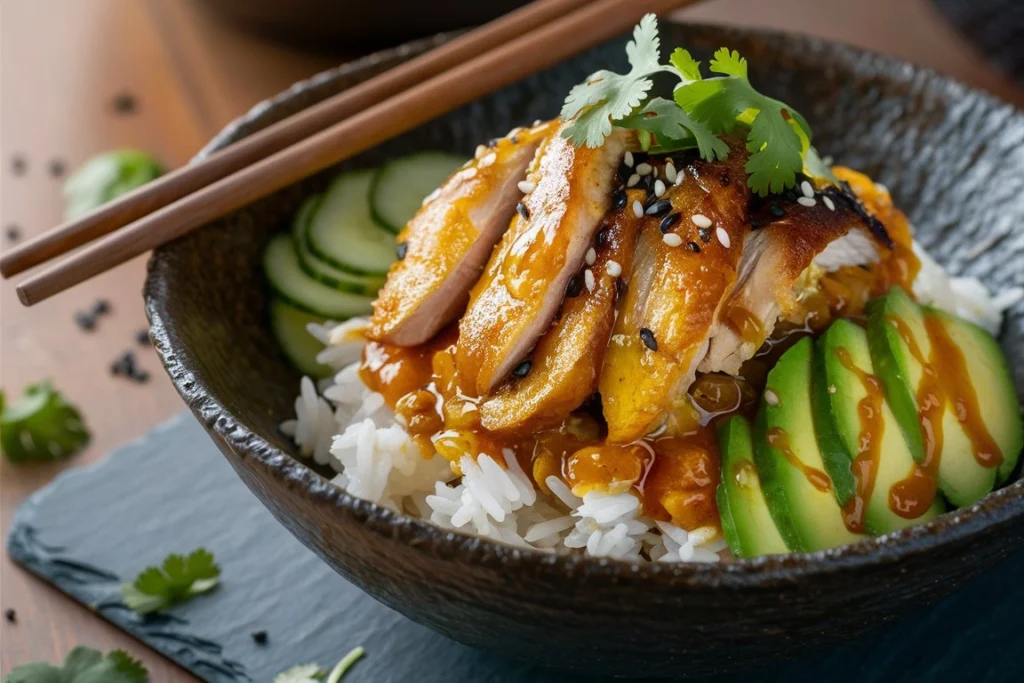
866,288,1014,506
813,319,944,534
716,416,789,558
753,337,864,552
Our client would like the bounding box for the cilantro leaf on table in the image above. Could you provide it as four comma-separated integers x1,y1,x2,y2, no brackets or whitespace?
120,548,220,615
63,150,163,221
273,664,325,683
5,646,148,683
0,381,90,464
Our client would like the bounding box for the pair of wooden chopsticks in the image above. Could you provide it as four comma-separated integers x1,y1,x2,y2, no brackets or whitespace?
2,0,701,306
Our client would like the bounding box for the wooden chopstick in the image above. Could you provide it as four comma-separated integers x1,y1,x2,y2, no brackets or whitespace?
0,0,594,279
15,0,700,306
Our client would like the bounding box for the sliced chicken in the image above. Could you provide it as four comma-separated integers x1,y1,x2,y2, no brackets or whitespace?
368,121,554,346
456,124,633,396
601,146,751,443
699,189,891,375
480,194,644,435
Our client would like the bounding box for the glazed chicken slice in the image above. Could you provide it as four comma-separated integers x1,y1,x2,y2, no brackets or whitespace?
456,124,633,396
368,121,554,346
699,189,892,375
600,146,751,443
479,195,644,435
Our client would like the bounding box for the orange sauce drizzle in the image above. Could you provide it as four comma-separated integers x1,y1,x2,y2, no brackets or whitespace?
834,347,885,533
766,427,832,493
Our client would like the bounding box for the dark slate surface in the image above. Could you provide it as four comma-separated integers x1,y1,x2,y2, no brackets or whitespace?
7,414,1023,682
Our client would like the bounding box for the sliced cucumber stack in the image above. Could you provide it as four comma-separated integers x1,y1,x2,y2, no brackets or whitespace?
264,234,374,319
269,298,334,378
292,195,386,295
307,170,397,276
370,152,464,232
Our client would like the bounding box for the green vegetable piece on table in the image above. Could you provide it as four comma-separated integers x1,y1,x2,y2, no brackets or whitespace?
274,647,366,683
5,646,148,683
63,149,164,221
120,548,221,615
0,381,90,463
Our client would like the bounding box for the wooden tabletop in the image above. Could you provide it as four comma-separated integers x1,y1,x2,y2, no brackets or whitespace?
0,0,1019,679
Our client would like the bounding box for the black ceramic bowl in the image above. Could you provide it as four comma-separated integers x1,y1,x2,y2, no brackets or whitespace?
144,23,1024,678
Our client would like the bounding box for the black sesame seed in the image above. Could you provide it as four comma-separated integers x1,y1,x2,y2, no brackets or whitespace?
4,608,15,623
639,327,658,351
5,224,21,242
48,159,66,178
510,135,519,144
686,241,701,253
646,199,672,217
135,328,151,345
251,630,268,645
111,350,137,377
112,92,137,115
91,299,111,316
719,172,731,187
512,360,532,378
566,274,583,298
698,227,712,243
10,155,26,176
659,213,681,234
396,241,408,260
615,277,626,299
612,189,627,209
132,370,151,384
516,202,530,220
74,311,96,331
769,204,785,218
595,225,609,247
487,137,501,147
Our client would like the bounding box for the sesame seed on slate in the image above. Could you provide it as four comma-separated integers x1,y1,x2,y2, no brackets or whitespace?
585,247,597,266
5,224,20,242
624,151,634,168
664,161,677,184
636,162,653,176
136,328,151,345
512,359,532,378
478,152,497,168
49,159,66,178
800,180,814,198
797,196,816,207
584,269,595,293
691,214,712,229
662,233,683,247
10,155,27,176
659,213,681,234
516,202,530,220
518,180,536,194
113,92,138,114
4,608,15,623
646,199,672,217
654,179,666,197
566,274,583,297
698,227,712,243
74,311,96,332
823,196,836,211
686,241,701,253
769,204,785,218
639,328,658,351
396,242,408,259
607,260,622,277
251,630,268,645
626,173,640,188
632,200,644,219
612,189,627,209
716,227,732,249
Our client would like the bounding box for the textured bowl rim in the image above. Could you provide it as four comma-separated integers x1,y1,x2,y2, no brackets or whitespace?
145,21,1024,589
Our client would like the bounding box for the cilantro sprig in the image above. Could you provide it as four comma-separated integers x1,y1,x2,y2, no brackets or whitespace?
0,382,90,464
5,646,148,683
275,647,366,683
120,548,220,615
560,14,815,196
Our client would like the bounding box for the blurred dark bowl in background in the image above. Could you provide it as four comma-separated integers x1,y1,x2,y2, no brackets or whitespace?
198,0,531,49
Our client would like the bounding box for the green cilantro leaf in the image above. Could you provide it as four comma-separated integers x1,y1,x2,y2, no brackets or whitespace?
325,647,365,683
617,98,728,160
560,13,668,147
0,381,90,464
5,646,148,683
63,150,164,221
668,48,702,83
744,101,804,195
273,664,325,683
120,548,220,615
709,47,748,78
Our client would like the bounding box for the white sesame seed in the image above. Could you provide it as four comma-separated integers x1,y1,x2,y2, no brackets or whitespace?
800,180,814,198
517,180,536,194
716,227,731,249
691,214,712,229
823,196,835,211
475,144,488,159
624,151,634,168
478,152,497,168
461,167,478,180
584,269,595,293
675,168,686,186
654,179,666,197
507,126,525,139
875,182,889,194
764,389,780,406
421,188,441,206
662,233,683,247
585,247,597,265
626,173,641,188
607,260,622,277
652,166,659,179
636,162,653,176
797,196,816,207
665,162,677,184
533,119,543,127
632,200,644,219
828,384,837,394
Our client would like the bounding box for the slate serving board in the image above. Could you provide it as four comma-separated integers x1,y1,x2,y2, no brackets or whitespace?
7,414,1023,682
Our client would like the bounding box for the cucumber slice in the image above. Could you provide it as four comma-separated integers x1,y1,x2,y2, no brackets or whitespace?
263,234,374,319
307,170,396,275
292,195,386,295
370,152,465,232
269,297,333,378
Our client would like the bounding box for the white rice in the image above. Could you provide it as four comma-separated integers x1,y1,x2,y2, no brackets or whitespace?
283,237,1018,560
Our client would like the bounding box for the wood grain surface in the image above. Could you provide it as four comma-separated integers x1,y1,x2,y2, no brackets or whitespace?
0,0,1019,679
